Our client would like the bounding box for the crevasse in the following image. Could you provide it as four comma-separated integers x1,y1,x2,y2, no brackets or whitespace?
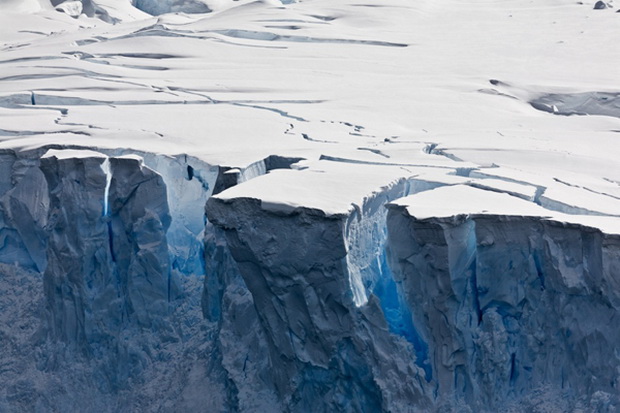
341,179,433,381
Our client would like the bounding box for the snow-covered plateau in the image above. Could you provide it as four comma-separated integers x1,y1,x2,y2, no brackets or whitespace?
0,0,619,411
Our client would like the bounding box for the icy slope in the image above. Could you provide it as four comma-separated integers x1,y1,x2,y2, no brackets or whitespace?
0,0,620,411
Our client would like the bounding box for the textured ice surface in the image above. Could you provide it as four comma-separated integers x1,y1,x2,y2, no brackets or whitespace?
133,0,212,15
0,0,620,411
207,193,429,412
386,187,620,411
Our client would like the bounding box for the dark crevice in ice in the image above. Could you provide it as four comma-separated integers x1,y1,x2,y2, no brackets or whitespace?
553,177,620,202
532,252,545,290
319,154,457,169
423,144,463,162
469,170,548,205
357,147,390,158
212,155,304,195
301,133,337,143
604,177,620,186
509,353,517,384
210,29,409,47
107,220,117,264
0,129,90,137
227,102,308,122
471,258,483,325
489,79,510,87
466,182,532,201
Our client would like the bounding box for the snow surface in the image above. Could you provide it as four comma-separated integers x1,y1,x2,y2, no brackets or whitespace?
1,0,620,411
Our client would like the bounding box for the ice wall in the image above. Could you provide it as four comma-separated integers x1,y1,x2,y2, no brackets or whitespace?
206,184,431,412
0,148,314,411
38,151,180,393
2,146,620,412
0,147,221,407
386,205,620,411
0,151,48,272
0,147,216,280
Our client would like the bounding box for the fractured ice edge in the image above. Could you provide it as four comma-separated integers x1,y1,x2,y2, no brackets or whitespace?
0,146,619,412
2,0,620,410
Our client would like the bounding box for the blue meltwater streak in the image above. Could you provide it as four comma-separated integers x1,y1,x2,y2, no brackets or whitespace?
373,253,432,381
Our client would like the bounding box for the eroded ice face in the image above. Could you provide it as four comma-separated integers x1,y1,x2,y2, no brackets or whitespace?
0,0,619,411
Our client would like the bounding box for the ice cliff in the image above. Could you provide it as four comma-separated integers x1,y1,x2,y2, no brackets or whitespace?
206,179,428,413
1,0,620,411
386,186,620,411
2,148,619,412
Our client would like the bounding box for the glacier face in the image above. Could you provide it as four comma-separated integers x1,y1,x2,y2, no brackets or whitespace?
206,194,428,413
1,146,620,412
1,0,620,411
386,206,620,411
0,151,48,273
0,147,216,409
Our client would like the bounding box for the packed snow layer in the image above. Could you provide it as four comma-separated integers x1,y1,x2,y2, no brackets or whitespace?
0,0,620,411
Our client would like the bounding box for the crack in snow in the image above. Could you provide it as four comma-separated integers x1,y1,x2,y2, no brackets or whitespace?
357,147,390,158
553,177,620,202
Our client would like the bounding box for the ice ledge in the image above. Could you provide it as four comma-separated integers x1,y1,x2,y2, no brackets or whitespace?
42,148,107,160
212,161,417,217
388,185,620,237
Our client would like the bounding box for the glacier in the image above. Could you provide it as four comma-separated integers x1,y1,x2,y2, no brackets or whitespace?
387,186,620,411
1,0,620,411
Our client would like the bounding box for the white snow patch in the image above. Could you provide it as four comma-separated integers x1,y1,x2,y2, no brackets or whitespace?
42,148,107,159
391,185,549,220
